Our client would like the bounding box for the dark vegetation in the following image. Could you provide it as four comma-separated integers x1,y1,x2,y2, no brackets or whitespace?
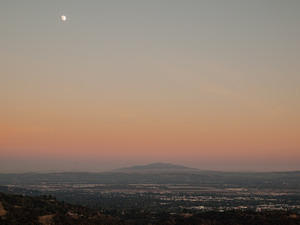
1,192,300,225
0,192,119,225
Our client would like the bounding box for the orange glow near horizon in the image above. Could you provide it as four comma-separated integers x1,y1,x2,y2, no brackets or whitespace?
1,100,299,161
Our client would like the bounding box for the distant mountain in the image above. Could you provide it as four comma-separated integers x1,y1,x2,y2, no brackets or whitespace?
0,168,300,188
115,162,201,173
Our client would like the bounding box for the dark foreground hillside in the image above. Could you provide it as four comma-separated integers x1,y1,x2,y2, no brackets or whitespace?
1,192,300,225
0,192,119,225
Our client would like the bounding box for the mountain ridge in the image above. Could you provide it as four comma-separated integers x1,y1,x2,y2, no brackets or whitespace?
115,162,201,173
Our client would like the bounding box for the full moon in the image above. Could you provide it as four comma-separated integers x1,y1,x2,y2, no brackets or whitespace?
60,15,67,22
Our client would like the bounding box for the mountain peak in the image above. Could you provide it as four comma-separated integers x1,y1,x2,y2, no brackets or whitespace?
134,162,188,169
115,162,199,173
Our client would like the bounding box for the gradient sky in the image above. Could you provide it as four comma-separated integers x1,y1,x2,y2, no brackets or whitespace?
0,0,299,172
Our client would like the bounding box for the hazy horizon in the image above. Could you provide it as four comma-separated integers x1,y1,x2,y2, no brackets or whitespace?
1,1,299,173
1,158,300,173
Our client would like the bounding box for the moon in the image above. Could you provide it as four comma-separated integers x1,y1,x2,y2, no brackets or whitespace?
60,15,67,22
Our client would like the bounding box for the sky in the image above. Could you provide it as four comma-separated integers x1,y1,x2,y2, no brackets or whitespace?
0,0,299,172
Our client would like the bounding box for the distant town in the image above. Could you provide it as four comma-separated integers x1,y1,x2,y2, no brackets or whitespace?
1,163,300,215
